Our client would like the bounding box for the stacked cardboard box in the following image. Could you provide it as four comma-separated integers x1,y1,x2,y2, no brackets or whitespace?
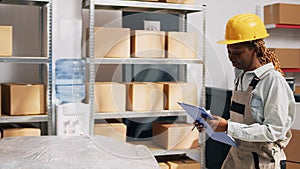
0,85,1,116
291,103,300,131
2,83,45,115
285,129,300,163
167,158,200,169
2,128,41,138
270,48,300,68
152,121,198,150
87,27,199,59
0,25,12,56
157,156,201,169
166,32,197,59
295,86,300,95
89,27,130,58
94,122,127,142
127,82,164,111
131,30,165,58
93,82,126,112
89,82,198,112
162,82,198,110
286,161,300,169
264,3,300,25
158,162,169,169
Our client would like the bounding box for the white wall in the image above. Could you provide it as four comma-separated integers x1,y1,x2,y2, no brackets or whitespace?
53,0,82,60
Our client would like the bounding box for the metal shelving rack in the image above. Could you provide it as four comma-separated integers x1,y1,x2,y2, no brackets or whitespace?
258,4,300,75
0,0,53,134
83,0,206,168
265,22,300,72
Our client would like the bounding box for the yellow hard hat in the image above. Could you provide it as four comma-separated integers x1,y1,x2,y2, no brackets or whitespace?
218,13,269,44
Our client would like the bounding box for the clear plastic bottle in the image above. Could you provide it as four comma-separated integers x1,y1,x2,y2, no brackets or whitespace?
55,59,86,103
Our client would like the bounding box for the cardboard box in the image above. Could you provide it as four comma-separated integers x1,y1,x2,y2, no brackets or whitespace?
166,32,197,59
167,158,200,169
163,82,198,110
286,161,300,169
285,129,300,163
88,27,130,58
131,30,165,58
127,82,164,111
152,122,199,150
292,103,300,130
2,83,45,115
159,162,169,169
93,82,126,112
270,48,300,68
264,3,300,25
159,0,194,4
295,86,300,95
2,128,41,138
0,26,12,56
0,85,1,116
94,123,127,142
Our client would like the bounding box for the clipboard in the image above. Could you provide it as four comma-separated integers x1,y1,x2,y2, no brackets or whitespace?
178,102,237,147
177,102,214,121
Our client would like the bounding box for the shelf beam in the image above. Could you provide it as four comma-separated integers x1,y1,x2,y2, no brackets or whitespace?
83,0,203,14
0,115,48,123
282,68,300,73
0,57,48,64
94,110,187,119
266,24,300,29
0,0,49,6
86,58,203,65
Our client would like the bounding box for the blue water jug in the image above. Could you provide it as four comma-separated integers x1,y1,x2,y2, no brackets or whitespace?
55,59,86,103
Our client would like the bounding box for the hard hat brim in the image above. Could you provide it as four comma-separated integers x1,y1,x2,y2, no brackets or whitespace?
217,34,269,45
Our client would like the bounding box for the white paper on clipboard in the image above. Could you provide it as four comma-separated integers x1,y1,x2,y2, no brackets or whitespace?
178,102,237,147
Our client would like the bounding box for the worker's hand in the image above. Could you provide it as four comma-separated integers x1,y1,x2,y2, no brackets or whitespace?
193,121,204,132
207,115,228,132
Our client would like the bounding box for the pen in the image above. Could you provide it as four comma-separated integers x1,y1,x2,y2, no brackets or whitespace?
192,125,196,131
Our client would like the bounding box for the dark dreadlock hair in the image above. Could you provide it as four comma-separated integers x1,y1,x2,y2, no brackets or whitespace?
245,39,284,76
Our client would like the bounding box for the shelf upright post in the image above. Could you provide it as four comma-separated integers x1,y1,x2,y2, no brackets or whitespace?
37,1,47,134
200,5,206,169
47,0,54,135
201,6,206,114
88,0,96,135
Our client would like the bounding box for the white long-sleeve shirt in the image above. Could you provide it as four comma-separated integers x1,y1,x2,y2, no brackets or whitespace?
227,63,296,142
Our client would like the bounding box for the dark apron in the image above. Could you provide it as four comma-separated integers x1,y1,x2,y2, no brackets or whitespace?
222,69,291,169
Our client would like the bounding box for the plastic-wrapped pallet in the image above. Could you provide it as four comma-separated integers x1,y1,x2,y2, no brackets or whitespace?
0,135,160,169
